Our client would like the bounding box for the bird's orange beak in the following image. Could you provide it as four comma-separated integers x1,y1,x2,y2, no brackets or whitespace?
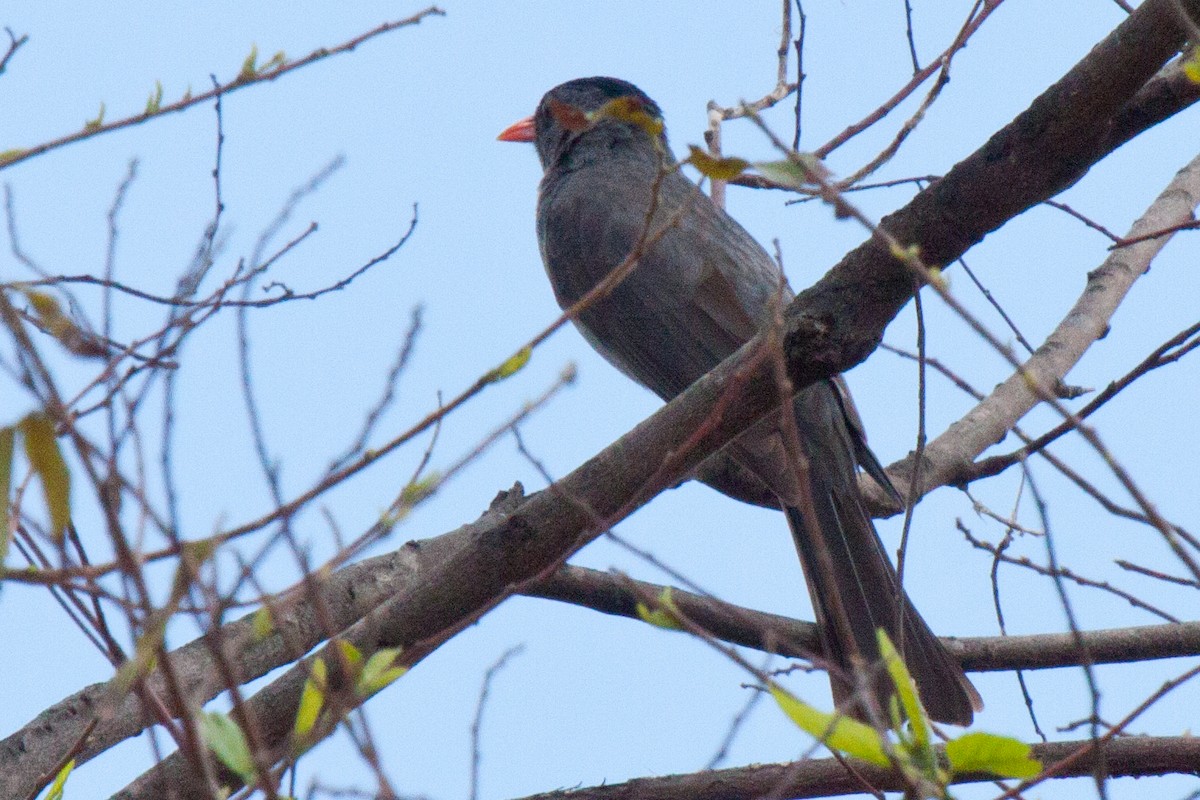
497,115,536,143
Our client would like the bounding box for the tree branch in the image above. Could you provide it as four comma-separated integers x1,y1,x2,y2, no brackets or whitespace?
781,0,1196,386
507,736,1200,800
0,9,445,172
875,146,1200,502
526,565,1200,672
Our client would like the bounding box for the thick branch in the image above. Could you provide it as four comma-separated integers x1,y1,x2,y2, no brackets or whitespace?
882,147,1200,499
110,334,792,798
509,736,1200,800
16,542,1199,799
15,505,1198,799
781,0,1196,384
1107,53,1200,152
528,565,1200,671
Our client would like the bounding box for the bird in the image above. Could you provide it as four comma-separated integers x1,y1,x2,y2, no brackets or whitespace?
499,76,980,725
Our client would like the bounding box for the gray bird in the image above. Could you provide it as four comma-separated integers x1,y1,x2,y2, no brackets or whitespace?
500,76,980,725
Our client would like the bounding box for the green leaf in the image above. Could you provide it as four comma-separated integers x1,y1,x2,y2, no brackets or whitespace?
293,657,327,740
199,711,256,783
1184,47,1200,84
0,426,13,564
336,639,363,669
19,413,71,540
684,145,749,181
84,102,105,132
754,155,829,189
926,265,948,291
357,647,407,696
877,630,929,747
145,80,164,114
398,472,441,512
635,586,683,630
888,240,921,262
21,288,105,357
0,149,26,165
261,50,286,72
41,758,74,800
485,346,531,383
945,732,1042,778
251,606,274,640
239,45,259,80
113,614,168,693
769,685,889,766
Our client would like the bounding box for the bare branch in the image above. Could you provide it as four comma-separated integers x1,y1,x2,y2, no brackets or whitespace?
0,9,445,173
878,147,1200,505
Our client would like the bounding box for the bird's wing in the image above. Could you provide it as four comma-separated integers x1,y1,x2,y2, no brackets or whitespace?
539,166,775,399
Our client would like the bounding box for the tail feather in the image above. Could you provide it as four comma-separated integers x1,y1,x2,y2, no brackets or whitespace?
726,383,980,724
784,493,980,726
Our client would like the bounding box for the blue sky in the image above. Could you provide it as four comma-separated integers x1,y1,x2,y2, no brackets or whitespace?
1,2,1198,798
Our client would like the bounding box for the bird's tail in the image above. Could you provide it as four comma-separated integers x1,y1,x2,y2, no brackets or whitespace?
783,490,981,726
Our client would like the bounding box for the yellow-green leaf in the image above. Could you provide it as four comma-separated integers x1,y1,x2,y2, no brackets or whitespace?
199,711,256,782
358,647,407,696
486,347,531,383
769,685,889,766
337,639,363,670
755,154,829,188
112,614,168,693
1184,47,1200,84
684,146,749,181
293,657,327,739
239,45,259,80
84,102,105,132
261,51,286,72
888,241,920,262
43,757,75,800
0,426,13,564
0,149,26,165
946,732,1041,778
251,606,274,640
635,586,683,630
925,265,948,291
145,80,164,114
399,472,441,509
21,288,104,357
19,413,70,540
877,629,929,748
23,289,71,338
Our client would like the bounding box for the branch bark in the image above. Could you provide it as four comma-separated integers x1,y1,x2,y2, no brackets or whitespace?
527,565,1200,672
873,146,1200,503
508,736,1200,800
780,0,1196,391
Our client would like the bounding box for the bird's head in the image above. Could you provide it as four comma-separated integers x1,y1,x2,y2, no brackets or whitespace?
498,77,668,169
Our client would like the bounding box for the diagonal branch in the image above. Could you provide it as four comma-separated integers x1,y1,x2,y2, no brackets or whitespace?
781,0,1197,384
0,8,445,173
875,147,1200,503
